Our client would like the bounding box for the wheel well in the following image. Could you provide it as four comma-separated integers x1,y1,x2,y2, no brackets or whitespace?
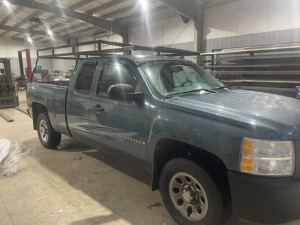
32,102,48,130
152,138,229,191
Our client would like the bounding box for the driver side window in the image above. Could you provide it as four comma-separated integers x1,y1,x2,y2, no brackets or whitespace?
97,62,137,97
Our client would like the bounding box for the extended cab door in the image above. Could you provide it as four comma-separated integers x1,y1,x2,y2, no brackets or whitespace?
66,60,100,145
89,60,149,169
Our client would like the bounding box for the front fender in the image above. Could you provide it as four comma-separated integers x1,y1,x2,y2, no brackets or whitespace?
148,105,280,173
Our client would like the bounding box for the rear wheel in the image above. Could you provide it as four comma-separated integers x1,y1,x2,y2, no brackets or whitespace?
37,113,61,148
159,158,231,225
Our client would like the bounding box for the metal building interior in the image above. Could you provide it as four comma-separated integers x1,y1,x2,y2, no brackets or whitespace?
0,0,300,225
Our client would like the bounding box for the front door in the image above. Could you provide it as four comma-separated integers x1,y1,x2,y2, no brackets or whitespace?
66,60,99,145
89,60,149,169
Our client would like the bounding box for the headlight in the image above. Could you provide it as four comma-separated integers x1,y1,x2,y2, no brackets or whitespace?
240,138,295,176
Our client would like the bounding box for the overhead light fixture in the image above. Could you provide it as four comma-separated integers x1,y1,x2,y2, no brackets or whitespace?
3,0,10,7
29,17,42,23
47,29,52,36
140,0,147,9
27,37,32,43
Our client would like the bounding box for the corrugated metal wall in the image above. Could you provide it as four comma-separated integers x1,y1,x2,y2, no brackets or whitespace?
168,42,194,61
202,28,300,98
203,28,300,54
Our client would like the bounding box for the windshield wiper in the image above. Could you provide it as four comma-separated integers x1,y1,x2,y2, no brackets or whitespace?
166,88,217,99
213,86,233,90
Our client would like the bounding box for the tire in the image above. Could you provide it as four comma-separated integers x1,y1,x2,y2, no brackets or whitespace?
159,158,231,225
37,113,61,148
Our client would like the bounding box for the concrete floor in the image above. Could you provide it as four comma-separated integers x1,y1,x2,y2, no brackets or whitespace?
0,90,299,225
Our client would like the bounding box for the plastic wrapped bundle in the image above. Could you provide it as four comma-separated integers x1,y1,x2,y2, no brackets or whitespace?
0,138,31,176
0,138,10,163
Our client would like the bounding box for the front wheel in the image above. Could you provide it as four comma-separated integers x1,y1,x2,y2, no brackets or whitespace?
159,158,231,225
37,113,61,148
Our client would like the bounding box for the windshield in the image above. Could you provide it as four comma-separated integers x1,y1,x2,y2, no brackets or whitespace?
140,60,224,98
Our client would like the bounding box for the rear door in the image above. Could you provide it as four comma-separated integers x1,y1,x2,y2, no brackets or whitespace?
66,60,100,145
89,60,149,168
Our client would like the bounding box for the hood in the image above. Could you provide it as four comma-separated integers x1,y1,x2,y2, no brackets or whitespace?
168,89,300,140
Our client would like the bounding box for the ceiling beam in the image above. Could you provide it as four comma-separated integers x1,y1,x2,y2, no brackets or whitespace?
118,5,168,22
1,25,44,35
75,27,100,34
58,24,96,34
10,14,57,39
59,26,101,37
0,25,67,43
11,0,92,40
0,10,39,37
11,0,104,42
68,0,94,11
160,0,197,21
101,5,136,20
86,0,127,16
44,18,81,32
0,6,22,26
204,0,240,9
8,0,126,35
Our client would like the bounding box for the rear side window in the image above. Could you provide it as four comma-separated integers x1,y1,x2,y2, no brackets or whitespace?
76,61,98,95
97,62,136,97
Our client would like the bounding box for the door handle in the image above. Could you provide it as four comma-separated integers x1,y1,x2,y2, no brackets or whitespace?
92,104,104,111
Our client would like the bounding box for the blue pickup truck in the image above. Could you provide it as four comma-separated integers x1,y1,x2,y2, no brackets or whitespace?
27,53,300,225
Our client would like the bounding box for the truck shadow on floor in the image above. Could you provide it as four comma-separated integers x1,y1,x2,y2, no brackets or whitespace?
82,150,152,187
23,136,257,225
55,137,93,152
25,135,152,186
23,136,93,152
25,136,159,224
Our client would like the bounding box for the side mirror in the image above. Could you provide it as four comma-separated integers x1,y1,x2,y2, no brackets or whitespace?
107,84,143,102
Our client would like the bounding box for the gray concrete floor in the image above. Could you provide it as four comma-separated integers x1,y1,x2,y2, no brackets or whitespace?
0,90,299,225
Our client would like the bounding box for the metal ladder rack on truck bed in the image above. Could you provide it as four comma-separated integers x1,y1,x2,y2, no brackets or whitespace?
30,39,200,81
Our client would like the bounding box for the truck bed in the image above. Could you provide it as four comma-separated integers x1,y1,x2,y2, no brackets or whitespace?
27,81,71,136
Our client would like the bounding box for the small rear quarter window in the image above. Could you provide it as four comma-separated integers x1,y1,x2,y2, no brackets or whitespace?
76,61,98,95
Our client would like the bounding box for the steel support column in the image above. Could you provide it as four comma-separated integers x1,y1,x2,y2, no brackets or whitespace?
194,4,204,65
122,25,131,55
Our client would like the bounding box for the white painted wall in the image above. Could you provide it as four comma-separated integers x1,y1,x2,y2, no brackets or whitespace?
0,37,43,75
0,37,38,58
78,14,194,49
204,0,300,40
0,37,74,75
130,14,194,47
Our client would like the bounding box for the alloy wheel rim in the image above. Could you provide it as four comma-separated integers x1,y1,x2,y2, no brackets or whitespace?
169,172,208,221
39,119,48,142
